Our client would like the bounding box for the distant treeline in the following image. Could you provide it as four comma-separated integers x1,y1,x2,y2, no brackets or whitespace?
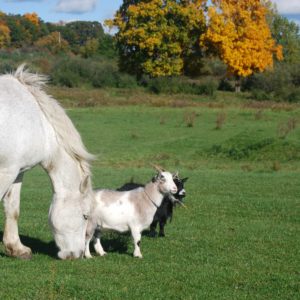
0,12,115,58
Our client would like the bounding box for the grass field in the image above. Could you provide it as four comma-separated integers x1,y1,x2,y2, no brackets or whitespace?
0,102,299,299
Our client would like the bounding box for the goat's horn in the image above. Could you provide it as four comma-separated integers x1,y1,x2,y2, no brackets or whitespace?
173,171,179,178
151,164,165,172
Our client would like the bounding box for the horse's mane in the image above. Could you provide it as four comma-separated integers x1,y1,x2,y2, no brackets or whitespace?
13,64,94,177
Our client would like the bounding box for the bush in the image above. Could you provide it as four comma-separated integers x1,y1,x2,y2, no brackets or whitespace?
243,62,300,102
143,76,217,96
51,69,81,87
91,63,118,88
49,56,137,89
218,78,235,92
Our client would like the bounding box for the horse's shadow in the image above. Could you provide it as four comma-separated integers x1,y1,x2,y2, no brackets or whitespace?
0,231,131,258
0,231,57,258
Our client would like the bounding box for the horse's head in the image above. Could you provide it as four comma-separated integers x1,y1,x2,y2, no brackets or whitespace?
49,176,94,260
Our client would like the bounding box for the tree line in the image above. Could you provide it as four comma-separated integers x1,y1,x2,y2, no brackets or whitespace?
0,0,299,99
0,12,115,58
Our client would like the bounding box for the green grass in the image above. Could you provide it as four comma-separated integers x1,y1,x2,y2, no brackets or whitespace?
0,105,299,299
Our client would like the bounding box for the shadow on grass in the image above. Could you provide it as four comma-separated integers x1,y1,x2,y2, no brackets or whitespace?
0,231,157,258
0,231,57,258
97,233,130,256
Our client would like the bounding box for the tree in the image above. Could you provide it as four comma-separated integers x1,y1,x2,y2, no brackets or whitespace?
201,0,283,91
0,12,10,48
23,12,39,26
34,31,69,54
270,14,300,64
79,38,99,58
106,0,206,77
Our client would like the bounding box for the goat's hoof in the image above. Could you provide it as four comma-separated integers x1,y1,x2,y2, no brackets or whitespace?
158,232,165,237
85,254,93,259
149,231,157,238
134,254,143,259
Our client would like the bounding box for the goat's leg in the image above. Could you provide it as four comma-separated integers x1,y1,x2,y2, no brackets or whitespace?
3,173,32,259
93,229,107,256
149,220,158,237
131,229,142,258
158,217,167,237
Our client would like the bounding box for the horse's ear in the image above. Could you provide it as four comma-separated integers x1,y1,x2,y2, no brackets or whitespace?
80,176,90,194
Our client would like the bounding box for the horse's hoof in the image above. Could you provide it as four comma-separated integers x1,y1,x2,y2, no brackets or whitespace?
18,252,32,260
5,245,32,259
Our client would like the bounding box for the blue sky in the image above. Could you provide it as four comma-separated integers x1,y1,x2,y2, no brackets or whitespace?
1,0,300,28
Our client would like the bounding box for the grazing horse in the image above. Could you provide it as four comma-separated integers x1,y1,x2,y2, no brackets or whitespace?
0,65,94,259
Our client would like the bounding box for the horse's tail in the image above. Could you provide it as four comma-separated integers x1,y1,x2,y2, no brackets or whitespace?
13,64,95,176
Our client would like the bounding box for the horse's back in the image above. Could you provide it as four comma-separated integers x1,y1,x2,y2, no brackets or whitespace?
0,74,55,170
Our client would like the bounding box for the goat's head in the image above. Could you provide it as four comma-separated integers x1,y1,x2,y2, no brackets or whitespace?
173,176,188,202
152,171,177,195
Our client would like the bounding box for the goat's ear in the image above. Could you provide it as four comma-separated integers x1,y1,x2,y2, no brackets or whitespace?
80,176,90,194
182,177,189,183
173,171,179,179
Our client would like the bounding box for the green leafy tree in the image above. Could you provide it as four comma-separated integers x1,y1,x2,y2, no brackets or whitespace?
271,14,300,64
79,38,99,58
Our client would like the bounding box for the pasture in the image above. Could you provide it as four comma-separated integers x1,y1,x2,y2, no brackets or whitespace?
0,103,299,299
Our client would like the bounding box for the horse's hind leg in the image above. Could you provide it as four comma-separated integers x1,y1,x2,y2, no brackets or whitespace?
3,173,32,259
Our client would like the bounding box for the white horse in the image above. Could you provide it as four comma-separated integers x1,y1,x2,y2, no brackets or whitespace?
0,65,94,259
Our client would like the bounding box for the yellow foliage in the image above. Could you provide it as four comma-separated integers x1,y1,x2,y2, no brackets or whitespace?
34,32,69,54
24,12,39,26
106,0,206,77
201,0,283,77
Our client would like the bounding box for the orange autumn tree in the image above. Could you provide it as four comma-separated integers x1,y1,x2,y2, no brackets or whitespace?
107,0,206,77
201,0,283,91
23,12,40,26
0,12,10,48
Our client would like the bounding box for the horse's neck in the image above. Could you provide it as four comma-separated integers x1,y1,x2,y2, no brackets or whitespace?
43,148,83,196
144,182,164,208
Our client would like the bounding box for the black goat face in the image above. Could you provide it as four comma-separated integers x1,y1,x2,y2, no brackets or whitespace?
173,177,188,202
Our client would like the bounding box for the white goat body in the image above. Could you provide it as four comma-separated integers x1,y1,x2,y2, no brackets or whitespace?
85,172,177,258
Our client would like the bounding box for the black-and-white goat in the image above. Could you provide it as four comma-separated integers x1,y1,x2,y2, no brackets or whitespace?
118,175,188,237
84,171,177,258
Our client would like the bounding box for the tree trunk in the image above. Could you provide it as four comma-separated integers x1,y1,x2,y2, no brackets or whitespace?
235,76,241,93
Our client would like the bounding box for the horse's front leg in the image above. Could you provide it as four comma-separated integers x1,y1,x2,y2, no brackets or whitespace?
3,173,32,259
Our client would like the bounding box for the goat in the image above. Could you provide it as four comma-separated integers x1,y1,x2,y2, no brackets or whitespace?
118,176,188,237
84,171,177,258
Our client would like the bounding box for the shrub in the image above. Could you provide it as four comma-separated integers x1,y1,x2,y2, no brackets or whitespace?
144,76,217,96
91,63,118,88
218,78,234,92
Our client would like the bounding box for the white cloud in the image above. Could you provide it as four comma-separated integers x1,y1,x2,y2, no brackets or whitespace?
272,0,300,15
55,0,97,14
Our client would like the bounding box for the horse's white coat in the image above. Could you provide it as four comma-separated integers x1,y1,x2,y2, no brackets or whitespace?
0,65,94,259
85,172,177,258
